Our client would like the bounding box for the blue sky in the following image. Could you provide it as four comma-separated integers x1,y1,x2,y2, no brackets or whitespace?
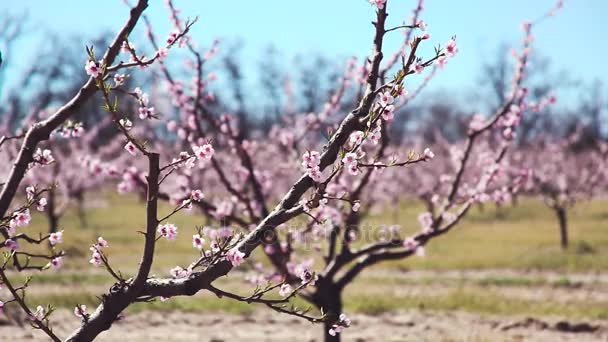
1,0,606,107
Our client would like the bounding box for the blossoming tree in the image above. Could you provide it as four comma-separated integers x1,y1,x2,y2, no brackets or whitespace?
0,0,564,341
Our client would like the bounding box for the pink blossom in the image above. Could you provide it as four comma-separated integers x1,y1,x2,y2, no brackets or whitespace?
329,313,351,336
114,73,126,86
403,237,419,250
49,231,64,245
192,234,205,249
5,239,19,251
302,150,321,169
74,305,87,319
417,20,427,31
379,91,394,107
36,197,47,211
264,244,276,255
369,125,382,145
349,131,364,145
26,186,36,200
418,212,433,230
342,152,358,166
33,148,54,165
415,246,426,257
437,56,448,68
347,162,360,176
138,106,156,120
157,47,169,60
226,248,246,267
85,60,102,78
352,201,361,212
307,166,324,182
96,237,109,248
124,141,137,156
422,147,435,161
166,29,180,45
368,0,386,10
50,256,63,269
298,268,317,285
382,105,395,121
10,209,31,231
445,38,458,57
170,266,191,279
167,120,178,132
192,144,215,160
279,283,293,297
89,249,102,267
134,87,149,106
158,223,178,240
468,114,486,133
191,189,204,201
119,118,133,131
31,305,45,321
414,62,424,73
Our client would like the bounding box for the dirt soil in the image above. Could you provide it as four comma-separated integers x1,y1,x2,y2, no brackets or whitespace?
1,309,606,341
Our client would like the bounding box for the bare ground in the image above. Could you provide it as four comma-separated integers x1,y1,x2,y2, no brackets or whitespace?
1,309,606,341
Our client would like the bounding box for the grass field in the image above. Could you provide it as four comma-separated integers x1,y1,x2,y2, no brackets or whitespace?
3,193,608,322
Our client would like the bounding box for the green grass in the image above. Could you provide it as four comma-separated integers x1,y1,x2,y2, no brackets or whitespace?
366,198,608,271
345,290,608,319
8,192,608,318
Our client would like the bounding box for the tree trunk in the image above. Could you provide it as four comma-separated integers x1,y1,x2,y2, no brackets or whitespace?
312,282,343,342
46,188,59,234
75,192,88,229
556,206,568,249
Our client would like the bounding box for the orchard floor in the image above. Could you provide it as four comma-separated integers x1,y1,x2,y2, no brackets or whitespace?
1,308,607,341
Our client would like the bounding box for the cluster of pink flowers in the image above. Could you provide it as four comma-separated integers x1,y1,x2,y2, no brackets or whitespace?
25,186,46,211
84,60,102,78
192,143,215,161
190,189,204,202
89,237,109,267
438,38,458,67
342,152,361,176
30,305,46,321
296,266,318,285
278,283,293,297
4,239,19,251
50,256,63,269
422,147,435,161
124,141,138,156
117,166,141,193
192,234,205,249
170,265,193,279
166,29,181,45
32,148,54,166
59,121,84,138
49,231,64,245
74,304,88,319
9,209,31,234
226,247,245,267
328,313,352,336
114,73,126,86
403,237,425,256
158,223,178,240
302,150,324,182
119,118,133,131
348,132,363,148
368,0,387,10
